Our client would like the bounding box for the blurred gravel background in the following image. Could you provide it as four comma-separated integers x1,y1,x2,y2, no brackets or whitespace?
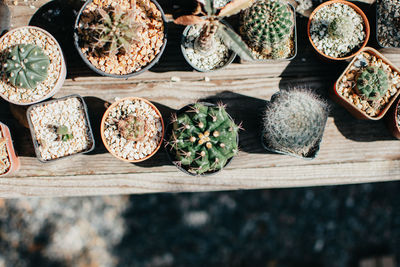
0,182,398,267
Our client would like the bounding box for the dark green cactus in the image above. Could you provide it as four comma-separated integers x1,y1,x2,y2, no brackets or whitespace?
328,16,355,40
118,115,146,141
4,44,50,89
169,103,239,175
356,66,389,100
57,125,73,142
241,0,294,56
263,90,328,158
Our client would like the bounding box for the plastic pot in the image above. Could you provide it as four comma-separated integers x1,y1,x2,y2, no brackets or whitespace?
0,26,66,105
27,94,95,162
331,47,400,120
100,97,164,163
73,0,167,78
0,122,20,176
164,102,239,176
307,0,370,61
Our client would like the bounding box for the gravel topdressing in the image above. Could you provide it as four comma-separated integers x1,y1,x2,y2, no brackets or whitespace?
377,0,400,48
0,130,10,175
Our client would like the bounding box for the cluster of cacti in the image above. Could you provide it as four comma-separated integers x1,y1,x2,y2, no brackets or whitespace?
356,66,389,101
241,0,294,58
263,89,328,158
118,115,146,141
4,44,50,89
57,125,73,142
328,16,355,40
168,103,239,175
79,5,143,56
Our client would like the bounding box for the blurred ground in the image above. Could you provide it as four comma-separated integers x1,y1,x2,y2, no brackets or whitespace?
0,182,398,267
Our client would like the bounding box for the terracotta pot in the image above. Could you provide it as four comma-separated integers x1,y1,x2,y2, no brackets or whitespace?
73,0,167,78
0,122,20,176
307,0,370,61
100,97,164,163
386,96,400,139
0,26,66,105
331,47,400,120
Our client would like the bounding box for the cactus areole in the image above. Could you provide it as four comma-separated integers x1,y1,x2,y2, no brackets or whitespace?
168,103,239,175
4,44,50,90
356,66,389,100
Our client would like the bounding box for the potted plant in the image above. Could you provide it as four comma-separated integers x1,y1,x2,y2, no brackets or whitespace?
100,97,164,162
262,89,329,159
386,96,400,139
175,0,256,72
74,0,167,77
332,47,400,120
239,0,297,60
307,0,370,60
376,0,400,48
0,122,20,176
27,94,95,162
165,102,240,176
0,26,66,105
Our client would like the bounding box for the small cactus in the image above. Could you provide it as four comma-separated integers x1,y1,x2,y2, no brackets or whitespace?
263,89,329,158
356,66,389,101
328,16,355,40
118,115,146,141
4,44,50,90
57,125,73,142
168,103,239,175
79,5,143,56
241,0,294,56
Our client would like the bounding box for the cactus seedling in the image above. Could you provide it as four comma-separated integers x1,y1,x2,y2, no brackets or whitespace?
241,0,294,57
4,44,50,90
118,115,146,141
263,89,329,158
168,103,239,175
356,66,389,101
328,16,355,40
57,125,73,141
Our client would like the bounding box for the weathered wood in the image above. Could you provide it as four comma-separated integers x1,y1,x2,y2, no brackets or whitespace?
0,0,399,198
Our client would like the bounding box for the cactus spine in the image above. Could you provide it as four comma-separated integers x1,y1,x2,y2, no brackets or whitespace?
169,103,239,175
263,89,328,157
356,66,389,101
241,0,294,57
4,44,50,89
118,115,146,141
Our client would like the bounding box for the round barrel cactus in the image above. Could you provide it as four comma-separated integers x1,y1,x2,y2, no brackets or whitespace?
241,0,294,56
168,103,239,175
118,115,146,141
4,44,50,89
263,89,329,158
356,66,389,100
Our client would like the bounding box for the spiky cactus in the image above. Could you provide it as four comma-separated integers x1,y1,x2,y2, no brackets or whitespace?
79,5,143,56
118,115,146,141
4,44,50,89
263,89,328,158
356,66,389,101
241,0,294,56
328,16,355,40
169,103,239,175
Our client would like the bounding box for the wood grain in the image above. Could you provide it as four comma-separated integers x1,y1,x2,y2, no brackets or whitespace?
0,0,399,198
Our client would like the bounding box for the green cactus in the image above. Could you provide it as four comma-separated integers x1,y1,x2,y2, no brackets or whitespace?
118,115,146,141
328,16,355,40
169,103,239,175
241,0,294,55
263,89,328,158
4,44,50,90
79,5,143,56
356,66,389,100
57,125,73,142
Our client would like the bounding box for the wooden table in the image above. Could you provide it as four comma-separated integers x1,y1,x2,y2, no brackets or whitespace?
0,0,399,198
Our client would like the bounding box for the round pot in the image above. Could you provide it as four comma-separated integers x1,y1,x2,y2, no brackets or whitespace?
386,96,400,139
73,0,167,78
0,26,66,105
0,122,20,176
101,97,164,163
181,21,237,72
164,102,239,176
307,0,370,61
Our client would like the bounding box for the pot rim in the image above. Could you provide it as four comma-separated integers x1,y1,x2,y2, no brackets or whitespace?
0,122,19,176
307,0,370,61
73,0,168,78
100,96,165,163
